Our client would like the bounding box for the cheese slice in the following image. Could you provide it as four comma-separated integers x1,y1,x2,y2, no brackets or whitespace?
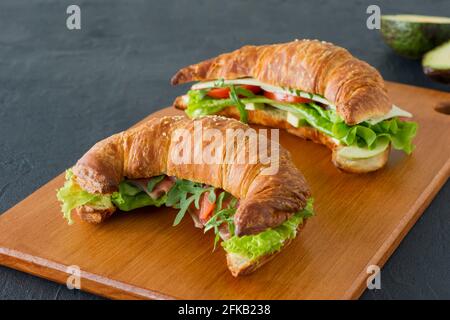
244,102,264,111
365,105,412,125
287,112,303,127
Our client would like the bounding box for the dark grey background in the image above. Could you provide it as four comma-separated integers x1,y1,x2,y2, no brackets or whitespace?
0,0,448,300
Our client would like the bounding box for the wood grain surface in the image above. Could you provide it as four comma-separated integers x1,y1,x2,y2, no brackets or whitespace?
0,82,449,300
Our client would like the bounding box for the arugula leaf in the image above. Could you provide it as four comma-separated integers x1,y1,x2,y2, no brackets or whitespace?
168,179,213,226
173,194,196,226
212,78,255,98
167,179,238,248
207,190,217,203
216,191,226,210
203,191,237,249
235,86,256,98
229,85,248,123
214,78,225,87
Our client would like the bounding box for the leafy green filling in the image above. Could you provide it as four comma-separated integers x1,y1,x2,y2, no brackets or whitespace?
57,172,314,260
204,191,238,249
56,169,113,224
165,179,216,226
56,174,220,227
184,88,418,154
110,180,167,212
222,198,314,261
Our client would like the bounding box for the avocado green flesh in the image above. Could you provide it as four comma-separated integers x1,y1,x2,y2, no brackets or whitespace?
383,15,450,24
423,40,450,69
381,15,450,59
423,40,450,84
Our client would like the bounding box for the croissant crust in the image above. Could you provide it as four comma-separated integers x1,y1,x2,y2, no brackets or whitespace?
171,40,391,125
72,116,311,236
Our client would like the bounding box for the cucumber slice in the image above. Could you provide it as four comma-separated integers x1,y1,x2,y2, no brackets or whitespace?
381,15,450,58
259,85,332,106
337,137,389,160
423,40,450,84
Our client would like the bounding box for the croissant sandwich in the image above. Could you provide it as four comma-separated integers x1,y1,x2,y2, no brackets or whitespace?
56,115,313,276
171,40,418,173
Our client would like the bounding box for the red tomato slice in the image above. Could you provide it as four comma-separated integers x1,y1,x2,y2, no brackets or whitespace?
206,87,230,99
206,85,261,99
263,91,311,104
199,191,216,222
240,85,261,95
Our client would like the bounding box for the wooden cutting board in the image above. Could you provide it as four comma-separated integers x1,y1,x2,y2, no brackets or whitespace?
0,82,449,300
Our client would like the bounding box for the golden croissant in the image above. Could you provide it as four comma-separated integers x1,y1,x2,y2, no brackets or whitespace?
57,115,313,276
172,40,418,173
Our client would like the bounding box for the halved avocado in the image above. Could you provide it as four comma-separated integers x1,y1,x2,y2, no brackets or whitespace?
423,40,450,84
381,15,450,59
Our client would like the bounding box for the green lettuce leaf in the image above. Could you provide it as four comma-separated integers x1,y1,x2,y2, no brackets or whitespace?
185,90,234,118
331,117,417,153
222,198,314,261
111,181,167,212
57,173,168,223
184,89,418,154
56,169,113,224
146,175,165,193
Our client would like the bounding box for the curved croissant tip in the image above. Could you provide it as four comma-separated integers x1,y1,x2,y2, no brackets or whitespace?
170,73,181,85
171,68,192,85
234,222,266,237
